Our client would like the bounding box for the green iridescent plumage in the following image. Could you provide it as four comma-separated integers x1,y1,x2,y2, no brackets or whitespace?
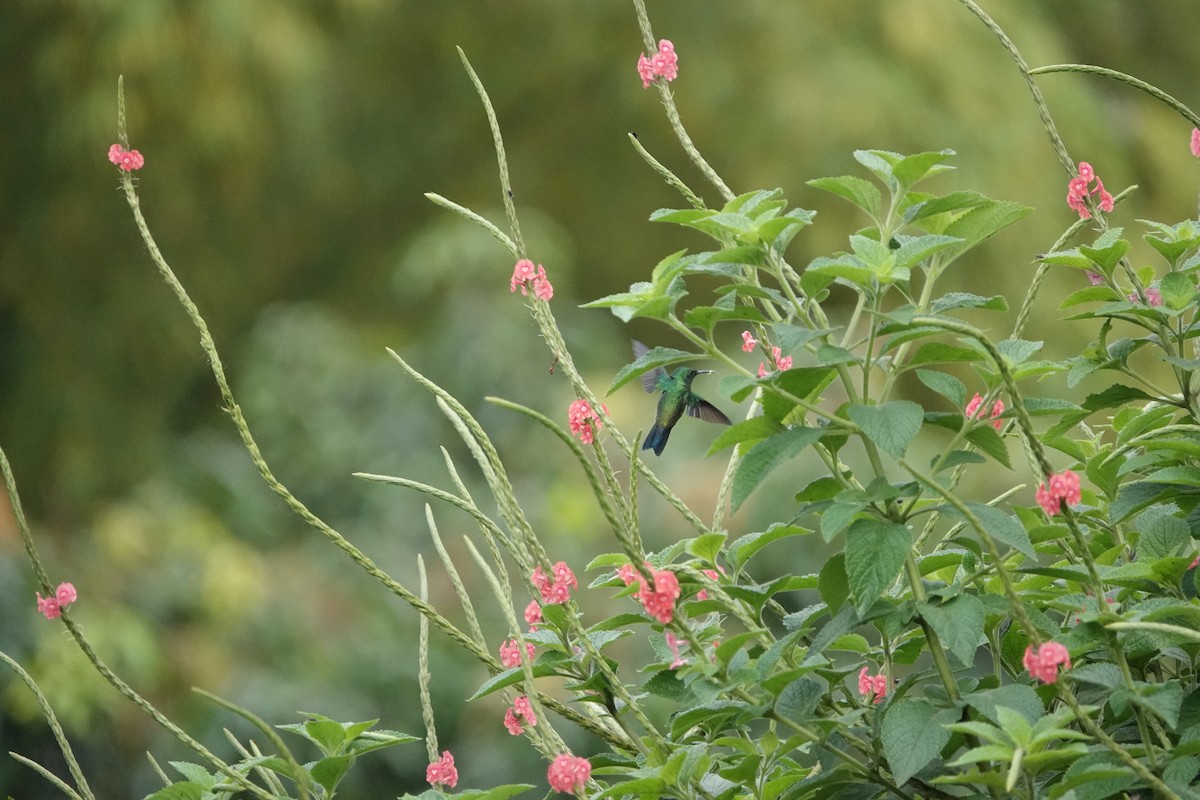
633,341,732,455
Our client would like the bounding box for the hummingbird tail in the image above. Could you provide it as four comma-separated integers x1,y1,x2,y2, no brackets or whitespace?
642,423,670,456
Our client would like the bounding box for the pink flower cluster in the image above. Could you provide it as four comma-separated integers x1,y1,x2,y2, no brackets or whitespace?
1035,468,1081,516
547,753,592,793
636,39,678,88
510,259,554,300
965,392,1005,431
503,694,538,735
858,666,888,705
107,143,145,171
1128,287,1164,307
426,750,458,789
533,561,578,605
567,398,605,445
1191,128,1200,158
1066,161,1113,220
1023,641,1071,684
617,562,682,624
36,582,77,620
665,630,688,669
694,567,722,601
524,599,542,628
499,637,536,669
742,330,793,376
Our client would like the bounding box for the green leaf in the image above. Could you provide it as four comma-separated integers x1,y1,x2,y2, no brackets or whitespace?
916,369,966,408
452,785,537,800
1161,271,1199,310
312,754,353,795
848,401,924,458
845,520,910,616
1080,228,1130,272
945,502,1034,558
930,292,1008,314
706,416,784,455
808,175,882,218
964,685,1044,725
890,149,957,190
1082,383,1154,411
892,234,965,270
1069,662,1123,690
940,200,1032,257
909,341,983,366
965,424,1011,469
818,553,850,611
774,677,824,724
1132,680,1184,729
919,594,985,666
732,427,824,510
882,698,955,784
1137,508,1191,561
686,532,728,563
729,524,812,569
1060,285,1121,309
143,785,205,800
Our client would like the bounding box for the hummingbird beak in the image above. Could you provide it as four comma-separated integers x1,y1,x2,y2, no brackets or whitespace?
697,370,715,375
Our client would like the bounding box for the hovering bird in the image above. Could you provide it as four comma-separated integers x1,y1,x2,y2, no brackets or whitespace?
633,341,732,455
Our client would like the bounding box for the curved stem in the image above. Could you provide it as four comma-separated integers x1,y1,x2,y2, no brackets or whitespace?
1030,64,1200,128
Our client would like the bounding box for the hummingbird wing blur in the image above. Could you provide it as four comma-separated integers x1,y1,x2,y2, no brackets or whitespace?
688,397,733,425
632,340,668,393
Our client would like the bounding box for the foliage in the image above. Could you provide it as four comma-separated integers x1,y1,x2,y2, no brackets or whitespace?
5,1,1200,799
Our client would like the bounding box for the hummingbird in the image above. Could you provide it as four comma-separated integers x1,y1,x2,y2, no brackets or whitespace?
634,341,732,455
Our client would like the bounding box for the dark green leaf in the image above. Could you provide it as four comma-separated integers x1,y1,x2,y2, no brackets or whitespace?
732,427,825,510
845,520,910,616
775,677,824,724
706,416,783,455
848,401,924,458
882,698,955,784
916,369,966,407
919,594,984,666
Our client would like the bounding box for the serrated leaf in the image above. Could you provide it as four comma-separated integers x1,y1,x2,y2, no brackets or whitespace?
732,427,824,510
808,175,882,217
916,369,967,407
845,520,910,615
930,292,1008,314
706,416,783,455
143,785,205,800
728,524,812,568
919,594,985,666
964,685,1044,725
848,401,924,458
882,698,955,784
965,424,1011,469
1069,662,1124,690
312,754,353,794
775,677,823,724
946,501,1034,557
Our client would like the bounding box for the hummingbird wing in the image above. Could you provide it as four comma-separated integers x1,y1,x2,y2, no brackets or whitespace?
632,340,668,393
688,398,732,425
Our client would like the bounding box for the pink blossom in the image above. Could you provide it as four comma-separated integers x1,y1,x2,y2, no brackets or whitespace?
775,347,793,371
1023,641,1071,684
1192,128,1200,158
858,666,888,705
636,39,678,88
757,362,768,378
1130,287,1164,307
741,330,758,352
511,259,537,293
36,593,61,620
503,706,524,735
1066,161,1114,220
637,53,656,88
567,398,603,445
547,754,591,793
37,582,76,619
616,563,641,585
637,568,681,624
965,393,1004,431
524,600,543,627
499,637,535,668
426,750,458,789
532,265,554,301
1037,468,1080,515
1190,555,1200,570
55,582,77,606
1086,271,1104,286
695,568,721,601
107,143,144,171
513,694,537,726
665,630,688,669
533,561,577,605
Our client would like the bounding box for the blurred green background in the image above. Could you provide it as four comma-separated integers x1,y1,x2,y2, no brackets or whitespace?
2,1,1198,796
